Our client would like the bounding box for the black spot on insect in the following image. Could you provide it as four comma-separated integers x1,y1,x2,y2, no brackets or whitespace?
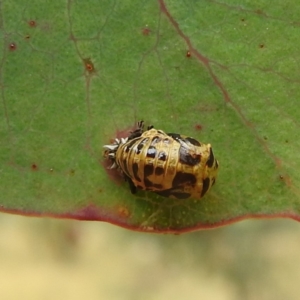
154,183,163,189
172,172,197,188
124,139,137,153
151,136,161,145
206,148,215,168
122,159,131,178
215,160,219,169
167,133,181,140
144,178,163,189
201,178,210,197
142,138,149,145
185,137,201,146
146,146,156,158
136,140,145,154
144,164,154,177
128,128,143,140
155,167,164,176
179,146,201,166
132,162,140,181
125,175,137,194
158,151,167,161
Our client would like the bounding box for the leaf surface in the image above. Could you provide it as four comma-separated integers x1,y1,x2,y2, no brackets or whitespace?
1,0,299,233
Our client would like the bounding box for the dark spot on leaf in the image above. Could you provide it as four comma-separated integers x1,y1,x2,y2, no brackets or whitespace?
194,124,202,131
83,58,95,73
255,9,264,15
117,206,130,218
31,163,38,171
142,27,151,35
28,20,37,27
9,43,17,51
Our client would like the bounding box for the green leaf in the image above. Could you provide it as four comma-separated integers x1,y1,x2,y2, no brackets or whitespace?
1,0,299,233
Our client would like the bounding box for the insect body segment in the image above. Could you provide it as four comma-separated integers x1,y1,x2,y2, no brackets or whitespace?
103,121,218,199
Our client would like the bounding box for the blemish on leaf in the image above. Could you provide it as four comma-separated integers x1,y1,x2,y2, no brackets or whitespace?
186,51,191,58
83,58,95,73
117,206,130,218
31,163,38,171
142,27,151,36
9,43,17,51
194,124,202,131
28,20,37,27
255,9,264,15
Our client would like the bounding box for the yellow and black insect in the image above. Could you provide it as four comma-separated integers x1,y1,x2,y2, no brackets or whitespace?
103,121,219,199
